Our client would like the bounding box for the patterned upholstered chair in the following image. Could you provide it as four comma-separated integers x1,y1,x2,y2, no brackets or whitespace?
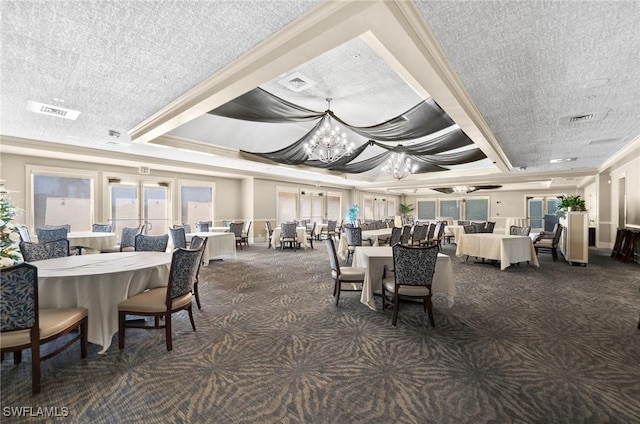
19,239,70,262
472,222,487,233
188,235,208,309
92,223,113,232
44,224,71,231
381,244,438,327
279,222,298,252
17,225,32,242
306,222,317,249
485,222,496,233
534,223,563,261
265,221,274,248
343,226,362,264
101,225,143,253
169,227,187,249
241,221,252,247
229,222,244,250
196,221,212,232
464,224,477,234
1,263,88,394
322,220,337,240
400,225,412,246
174,223,192,234
389,227,402,246
325,239,366,306
118,246,203,351
411,224,428,246
457,220,470,226
134,234,169,252
430,222,446,250
510,225,532,236
35,227,68,243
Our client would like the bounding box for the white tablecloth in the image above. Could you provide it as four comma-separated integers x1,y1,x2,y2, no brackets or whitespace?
185,232,236,265
272,227,309,248
337,229,392,260
33,252,172,353
455,233,539,270
67,232,117,251
445,225,465,242
353,246,455,311
208,226,230,233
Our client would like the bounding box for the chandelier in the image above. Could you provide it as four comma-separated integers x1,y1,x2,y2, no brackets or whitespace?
452,185,476,193
381,152,418,180
304,98,355,163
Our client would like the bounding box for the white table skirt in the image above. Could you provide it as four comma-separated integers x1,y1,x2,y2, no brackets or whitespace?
65,232,118,251
208,226,230,233
455,233,539,270
272,227,309,248
337,229,392,260
353,246,455,311
445,225,465,242
185,232,236,264
33,252,172,353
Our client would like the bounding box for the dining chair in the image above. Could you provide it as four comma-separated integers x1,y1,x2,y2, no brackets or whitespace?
229,222,244,250
389,227,402,246
134,234,169,252
400,225,412,246
101,225,144,253
464,224,477,234
410,224,428,246
1,262,88,394
92,223,113,232
279,222,298,251
35,227,68,243
510,225,531,236
381,243,438,327
17,225,32,242
322,220,337,240
265,221,274,248
325,239,366,306
472,222,487,233
306,222,317,249
174,223,192,234
169,227,187,249
196,221,212,232
534,223,563,261
343,226,362,264
19,239,70,262
118,246,203,351
424,223,436,246
241,221,252,247
44,224,71,231
188,235,208,310
485,222,496,233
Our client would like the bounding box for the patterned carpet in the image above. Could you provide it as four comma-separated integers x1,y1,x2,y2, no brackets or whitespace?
2,242,640,423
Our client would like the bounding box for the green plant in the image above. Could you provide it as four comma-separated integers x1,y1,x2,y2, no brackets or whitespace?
0,194,21,268
346,204,359,225
556,194,586,218
399,203,414,216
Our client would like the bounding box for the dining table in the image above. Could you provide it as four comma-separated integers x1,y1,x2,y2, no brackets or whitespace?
65,231,118,252
208,226,230,233
353,246,456,311
33,251,173,354
272,226,309,248
455,233,539,270
444,225,465,243
337,228,392,260
185,231,236,264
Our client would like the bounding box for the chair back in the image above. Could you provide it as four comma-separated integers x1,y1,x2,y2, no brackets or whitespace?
390,227,402,245
190,235,206,250
266,221,274,235
510,225,531,236
92,223,113,232
196,221,212,232
324,238,340,273
280,222,297,239
1,262,38,332
120,226,142,250
309,222,317,237
17,226,32,242
19,239,70,262
169,227,187,249
457,220,470,226
464,225,477,234
436,221,446,238
392,244,438,288
35,227,68,243
344,226,362,247
400,225,412,245
412,224,428,244
174,224,192,234
472,222,486,233
44,224,71,231
244,221,252,235
551,224,563,246
485,222,496,233
166,247,203,302
134,234,169,252
327,220,337,232
426,223,436,240
229,222,244,237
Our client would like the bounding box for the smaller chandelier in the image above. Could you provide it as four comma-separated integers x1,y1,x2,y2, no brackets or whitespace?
452,185,476,194
304,98,355,163
381,152,418,180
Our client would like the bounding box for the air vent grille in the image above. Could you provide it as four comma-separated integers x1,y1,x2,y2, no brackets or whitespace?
569,114,593,123
277,72,317,92
26,100,80,120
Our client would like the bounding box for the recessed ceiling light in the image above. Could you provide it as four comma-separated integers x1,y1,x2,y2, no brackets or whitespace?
549,158,577,164
352,54,360,59
583,79,609,89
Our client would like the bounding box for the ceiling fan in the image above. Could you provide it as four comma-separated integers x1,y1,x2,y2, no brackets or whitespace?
431,185,502,194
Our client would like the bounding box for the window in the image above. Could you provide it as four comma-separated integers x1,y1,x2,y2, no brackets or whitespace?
277,188,298,224
179,181,214,228
387,198,396,218
439,199,460,220
527,196,559,231
417,199,436,220
108,178,171,237
300,191,323,223
28,166,95,231
374,198,386,220
326,192,341,221
362,196,374,220
465,198,489,221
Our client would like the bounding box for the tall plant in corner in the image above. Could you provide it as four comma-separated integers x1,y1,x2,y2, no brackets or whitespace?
0,193,21,268
399,203,415,217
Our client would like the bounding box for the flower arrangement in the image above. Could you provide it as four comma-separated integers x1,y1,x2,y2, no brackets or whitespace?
0,194,21,268
346,204,359,225
556,194,586,218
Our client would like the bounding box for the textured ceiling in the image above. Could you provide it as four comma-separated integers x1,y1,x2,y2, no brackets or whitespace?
1,0,638,191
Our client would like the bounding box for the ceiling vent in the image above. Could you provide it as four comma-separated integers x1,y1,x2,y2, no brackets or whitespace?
557,109,608,126
569,114,593,123
277,72,317,92
26,100,80,120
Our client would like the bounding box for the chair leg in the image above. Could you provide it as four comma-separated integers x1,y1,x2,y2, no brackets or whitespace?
551,248,558,262
80,317,88,359
188,305,196,332
194,282,202,310
426,297,435,327
30,330,41,395
118,312,126,350
165,313,173,352
391,292,400,326
334,281,341,305
13,350,22,365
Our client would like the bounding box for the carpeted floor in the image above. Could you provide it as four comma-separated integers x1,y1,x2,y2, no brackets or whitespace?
2,242,640,423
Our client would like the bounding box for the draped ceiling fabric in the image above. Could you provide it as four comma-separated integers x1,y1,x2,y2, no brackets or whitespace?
208,87,487,174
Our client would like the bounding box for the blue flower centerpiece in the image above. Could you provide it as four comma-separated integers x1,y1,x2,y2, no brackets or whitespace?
346,204,359,226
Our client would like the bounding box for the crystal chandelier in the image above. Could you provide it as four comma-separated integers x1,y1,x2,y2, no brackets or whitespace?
381,152,418,180
304,98,355,163
452,185,476,193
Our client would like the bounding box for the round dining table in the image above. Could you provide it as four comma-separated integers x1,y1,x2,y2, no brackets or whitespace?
32,252,172,354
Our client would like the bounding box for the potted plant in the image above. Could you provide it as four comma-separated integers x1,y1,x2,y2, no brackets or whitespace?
399,203,414,217
346,204,359,225
556,194,586,218
0,194,21,268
